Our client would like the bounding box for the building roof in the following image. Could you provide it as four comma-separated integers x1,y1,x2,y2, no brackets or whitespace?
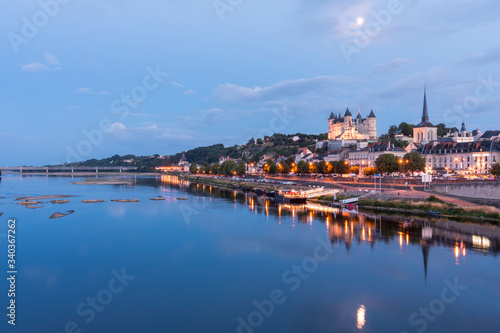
418,140,500,154
344,108,352,117
368,110,376,118
480,130,500,139
356,111,363,120
415,88,435,128
329,112,335,120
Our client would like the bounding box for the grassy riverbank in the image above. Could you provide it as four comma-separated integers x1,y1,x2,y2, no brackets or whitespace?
312,193,500,224
358,197,500,222
170,173,500,224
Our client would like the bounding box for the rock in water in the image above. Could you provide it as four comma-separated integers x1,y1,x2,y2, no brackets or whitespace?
49,210,75,219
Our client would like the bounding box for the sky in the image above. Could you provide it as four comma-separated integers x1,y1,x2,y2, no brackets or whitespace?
1,0,500,166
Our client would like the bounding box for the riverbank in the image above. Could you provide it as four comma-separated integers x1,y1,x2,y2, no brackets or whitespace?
178,173,311,192
312,193,500,224
175,173,500,225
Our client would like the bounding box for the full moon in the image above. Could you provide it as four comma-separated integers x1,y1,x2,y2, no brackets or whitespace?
356,17,364,25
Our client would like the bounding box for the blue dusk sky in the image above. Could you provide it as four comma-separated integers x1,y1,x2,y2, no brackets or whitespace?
1,0,500,165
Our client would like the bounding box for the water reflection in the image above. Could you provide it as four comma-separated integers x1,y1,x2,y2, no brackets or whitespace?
356,304,366,330
157,175,500,280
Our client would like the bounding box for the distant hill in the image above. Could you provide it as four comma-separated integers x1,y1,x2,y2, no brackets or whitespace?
62,133,327,171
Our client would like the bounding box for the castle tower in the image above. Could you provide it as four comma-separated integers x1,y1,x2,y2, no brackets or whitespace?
367,110,377,139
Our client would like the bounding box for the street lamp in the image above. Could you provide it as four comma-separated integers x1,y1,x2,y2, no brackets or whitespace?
399,159,409,174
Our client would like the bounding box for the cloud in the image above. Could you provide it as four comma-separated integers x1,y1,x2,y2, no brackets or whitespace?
106,122,127,133
180,108,233,126
184,90,195,95
76,87,111,95
171,81,184,88
296,0,500,45
457,44,500,65
45,52,60,66
213,75,354,105
21,62,50,72
112,111,150,117
21,52,62,72
367,58,411,76
102,121,205,143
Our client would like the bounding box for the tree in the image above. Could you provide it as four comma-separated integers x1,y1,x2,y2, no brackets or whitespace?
350,166,360,175
236,161,246,176
256,138,264,144
491,163,500,177
324,162,333,174
297,161,309,174
279,161,292,174
189,163,198,174
308,162,316,174
403,151,426,172
375,154,400,174
318,133,328,141
314,161,326,174
398,122,414,137
212,162,221,175
436,123,448,137
388,125,399,138
248,138,255,145
221,160,237,176
331,160,349,174
200,162,211,174
363,167,378,176
264,159,277,174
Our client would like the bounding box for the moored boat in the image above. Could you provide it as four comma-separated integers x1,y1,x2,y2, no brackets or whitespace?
274,189,308,204
428,210,442,218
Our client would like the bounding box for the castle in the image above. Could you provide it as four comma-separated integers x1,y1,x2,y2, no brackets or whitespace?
328,108,377,140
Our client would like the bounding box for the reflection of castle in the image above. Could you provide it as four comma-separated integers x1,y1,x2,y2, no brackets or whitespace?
328,108,377,140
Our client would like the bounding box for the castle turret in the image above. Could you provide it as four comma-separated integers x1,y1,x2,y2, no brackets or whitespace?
461,122,466,137
367,110,377,139
344,108,352,126
356,110,363,124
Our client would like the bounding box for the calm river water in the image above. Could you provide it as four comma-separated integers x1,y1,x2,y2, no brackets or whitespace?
0,174,499,333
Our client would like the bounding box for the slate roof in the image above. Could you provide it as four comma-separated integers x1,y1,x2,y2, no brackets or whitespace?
418,140,500,154
480,130,500,139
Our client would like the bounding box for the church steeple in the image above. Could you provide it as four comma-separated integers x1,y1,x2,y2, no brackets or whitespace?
422,87,429,123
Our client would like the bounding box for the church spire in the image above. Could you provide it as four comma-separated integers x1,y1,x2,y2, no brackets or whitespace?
422,86,429,123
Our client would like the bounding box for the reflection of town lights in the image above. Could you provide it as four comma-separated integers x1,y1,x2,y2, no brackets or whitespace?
356,305,366,330
454,245,460,259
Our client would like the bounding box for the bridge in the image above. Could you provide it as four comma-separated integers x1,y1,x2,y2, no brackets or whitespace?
0,166,138,174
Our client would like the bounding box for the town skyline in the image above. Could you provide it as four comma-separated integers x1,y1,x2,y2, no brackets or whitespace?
2,0,500,165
